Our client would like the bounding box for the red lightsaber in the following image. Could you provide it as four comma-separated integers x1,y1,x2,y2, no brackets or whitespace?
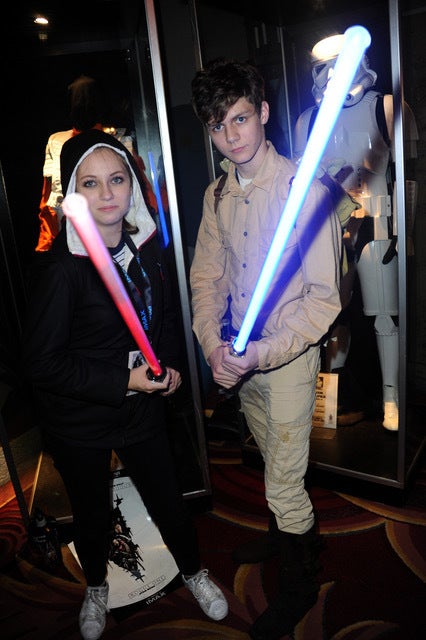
62,192,164,379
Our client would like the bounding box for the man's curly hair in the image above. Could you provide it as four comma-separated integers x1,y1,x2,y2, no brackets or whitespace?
191,58,265,125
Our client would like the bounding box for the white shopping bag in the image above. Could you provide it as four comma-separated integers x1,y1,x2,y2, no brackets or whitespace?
69,465,179,610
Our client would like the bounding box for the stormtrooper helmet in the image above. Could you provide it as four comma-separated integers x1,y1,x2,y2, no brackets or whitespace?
311,33,377,107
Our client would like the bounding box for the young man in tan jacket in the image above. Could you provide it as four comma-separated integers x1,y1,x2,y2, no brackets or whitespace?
190,58,342,639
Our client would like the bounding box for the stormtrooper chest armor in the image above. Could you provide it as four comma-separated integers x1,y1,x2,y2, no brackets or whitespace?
320,91,391,217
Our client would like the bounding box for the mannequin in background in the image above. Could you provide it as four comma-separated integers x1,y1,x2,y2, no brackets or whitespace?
36,75,157,252
293,34,418,431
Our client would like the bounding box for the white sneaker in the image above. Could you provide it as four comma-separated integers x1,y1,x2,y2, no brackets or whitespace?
183,569,228,620
79,581,109,640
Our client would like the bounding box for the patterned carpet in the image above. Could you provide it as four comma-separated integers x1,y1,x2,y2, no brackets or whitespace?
1,439,425,640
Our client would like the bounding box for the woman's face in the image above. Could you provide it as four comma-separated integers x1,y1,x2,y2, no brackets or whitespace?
75,147,132,242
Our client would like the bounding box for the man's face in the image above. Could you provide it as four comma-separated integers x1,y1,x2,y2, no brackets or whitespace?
207,97,269,176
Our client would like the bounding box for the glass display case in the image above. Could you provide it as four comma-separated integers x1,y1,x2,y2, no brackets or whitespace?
178,0,425,494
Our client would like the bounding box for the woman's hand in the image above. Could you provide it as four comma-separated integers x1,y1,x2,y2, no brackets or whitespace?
160,367,182,396
128,363,171,394
128,364,181,396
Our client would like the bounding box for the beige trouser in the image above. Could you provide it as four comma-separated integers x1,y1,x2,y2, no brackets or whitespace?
238,346,320,535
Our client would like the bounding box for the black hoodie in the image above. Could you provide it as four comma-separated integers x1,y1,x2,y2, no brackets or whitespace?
22,130,179,448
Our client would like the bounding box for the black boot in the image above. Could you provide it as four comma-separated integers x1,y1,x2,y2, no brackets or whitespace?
232,513,280,564
249,525,322,640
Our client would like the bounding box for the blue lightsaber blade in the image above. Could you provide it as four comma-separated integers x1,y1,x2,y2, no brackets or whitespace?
232,25,371,355
148,151,170,248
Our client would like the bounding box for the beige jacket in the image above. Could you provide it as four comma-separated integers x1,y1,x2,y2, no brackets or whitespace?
190,143,342,371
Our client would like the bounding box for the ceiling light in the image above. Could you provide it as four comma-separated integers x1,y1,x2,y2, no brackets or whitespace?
34,16,49,26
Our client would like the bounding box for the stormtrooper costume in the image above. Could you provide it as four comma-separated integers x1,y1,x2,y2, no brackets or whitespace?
293,34,418,431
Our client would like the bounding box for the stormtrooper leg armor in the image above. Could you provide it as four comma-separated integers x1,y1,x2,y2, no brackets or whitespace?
375,314,399,430
357,239,399,430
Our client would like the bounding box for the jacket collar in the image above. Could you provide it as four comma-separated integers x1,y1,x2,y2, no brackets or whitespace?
224,142,282,195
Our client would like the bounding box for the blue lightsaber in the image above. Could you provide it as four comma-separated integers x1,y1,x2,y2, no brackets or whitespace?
231,25,371,355
148,151,170,248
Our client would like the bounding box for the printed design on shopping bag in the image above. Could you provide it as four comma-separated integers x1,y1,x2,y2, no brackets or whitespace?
106,469,179,609
108,494,146,581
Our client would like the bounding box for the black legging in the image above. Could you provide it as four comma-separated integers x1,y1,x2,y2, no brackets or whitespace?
48,429,201,586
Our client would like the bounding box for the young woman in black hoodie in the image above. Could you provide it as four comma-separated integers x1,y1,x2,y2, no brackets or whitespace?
23,129,228,640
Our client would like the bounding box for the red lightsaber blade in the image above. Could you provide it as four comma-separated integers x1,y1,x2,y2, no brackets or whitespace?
62,192,164,379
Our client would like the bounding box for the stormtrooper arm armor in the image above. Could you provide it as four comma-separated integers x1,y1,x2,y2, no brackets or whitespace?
384,94,419,248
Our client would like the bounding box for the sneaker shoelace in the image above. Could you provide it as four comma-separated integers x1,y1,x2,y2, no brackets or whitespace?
84,588,109,619
191,569,216,598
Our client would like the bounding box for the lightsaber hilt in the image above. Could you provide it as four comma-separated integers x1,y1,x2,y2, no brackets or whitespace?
230,338,246,358
146,366,167,382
